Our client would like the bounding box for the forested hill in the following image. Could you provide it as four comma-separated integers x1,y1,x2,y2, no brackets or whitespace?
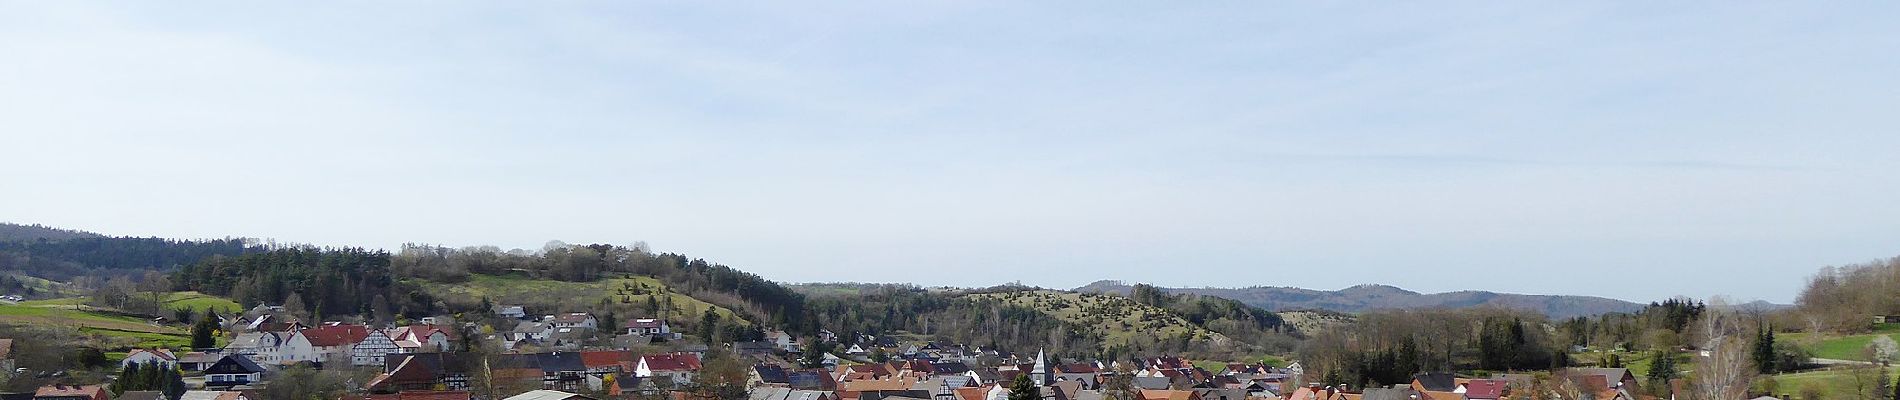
1077,280,1645,318
0,222,259,280
0,223,105,241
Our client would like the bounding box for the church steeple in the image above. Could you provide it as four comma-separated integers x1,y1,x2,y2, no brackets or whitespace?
1032,347,1051,386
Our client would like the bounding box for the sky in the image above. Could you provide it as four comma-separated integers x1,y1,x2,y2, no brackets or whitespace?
3,2,1897,304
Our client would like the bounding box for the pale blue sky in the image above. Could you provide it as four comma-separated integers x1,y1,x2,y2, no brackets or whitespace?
4,2,1897,303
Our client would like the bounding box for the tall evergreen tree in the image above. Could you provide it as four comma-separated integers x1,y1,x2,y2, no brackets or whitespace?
1008,375,1040,400
700,308,720,344
1754,326,1778,374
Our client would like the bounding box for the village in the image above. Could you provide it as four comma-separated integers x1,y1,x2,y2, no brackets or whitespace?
3,300,1666,400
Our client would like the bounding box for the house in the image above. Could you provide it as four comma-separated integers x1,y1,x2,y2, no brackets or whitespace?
752,364,791,386
342,390,473,400
1361,387,1426,400
1458,379,1507,400
750,387,834,400
1558,368,1640,394
537,352,590,391
299,324,371,364
1136,389,1199,400
178,391,247,400
734,341,778,356
122,348,179,369
1052,364,1098,388
1410,373,1457,393
277,330,319,364
627,319,671,337
497,306,528,320
369,353,475,393
636,353,703,385
32,385,108,400
502,390,595,400
580,350,637,377
388,325,456,353
179,351,220,372
550,313,598,330
225,332,285,363
766,331,799,352
789,369,837,391
354,330,402,366
204,355,268,390
116,391,163,400
514,322,556,342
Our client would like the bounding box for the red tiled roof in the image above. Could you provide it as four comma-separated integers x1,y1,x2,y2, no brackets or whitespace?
301,325,370,347
391,324,458,342
399,391,471,400
553,313,594,323
954,386,992,400
126,348,177,361
582,350,636,370
1462,379,1506,399
642,353,702,372
344,392,472,400
35,385,106,399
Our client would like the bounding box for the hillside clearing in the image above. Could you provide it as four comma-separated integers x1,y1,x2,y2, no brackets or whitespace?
408,274,747,324
966,290,1225,350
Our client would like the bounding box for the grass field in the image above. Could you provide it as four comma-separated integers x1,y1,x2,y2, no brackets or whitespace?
0,291,235,351
1781,324,1900,361
409,274,747,323
1766,367,1900,399
163,291,243,314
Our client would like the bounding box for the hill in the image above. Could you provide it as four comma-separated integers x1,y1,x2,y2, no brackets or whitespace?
406,274,748,325
964,290,1231,351
1076,281,1645,318
0,222,259,281
0,223,105,242
0,293,218,349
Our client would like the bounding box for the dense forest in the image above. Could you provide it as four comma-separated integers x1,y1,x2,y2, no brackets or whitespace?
171,247,407,321
1297,307,1566,389
0,225,258,283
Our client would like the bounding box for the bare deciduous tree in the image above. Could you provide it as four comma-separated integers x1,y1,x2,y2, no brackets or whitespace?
1694,326,1748,398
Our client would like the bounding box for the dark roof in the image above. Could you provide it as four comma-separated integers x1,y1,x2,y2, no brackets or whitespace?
787,370,836,391
537,353,587,373
1412,372,1457,392
117,392,162,400
206,355,267,374
930,362,971,375
386,353,476,376
1055,363,1098,374
754,364,789,384
1362,388,1422,400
